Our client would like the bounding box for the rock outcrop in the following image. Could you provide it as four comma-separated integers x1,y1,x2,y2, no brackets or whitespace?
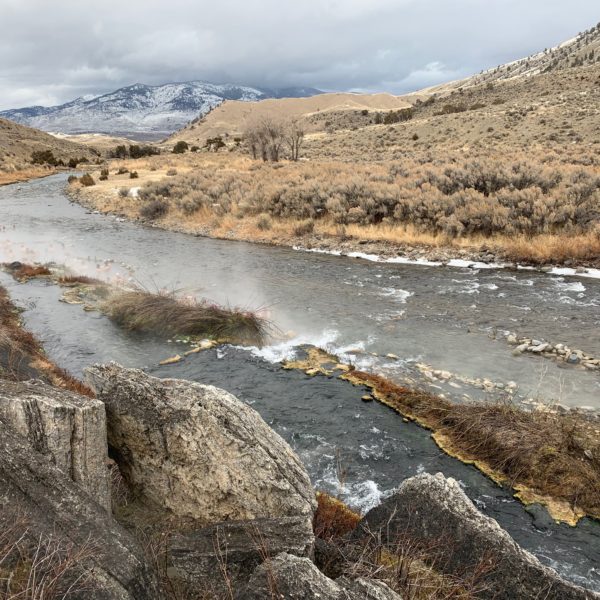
0,378,110,510
237,553,402,600
0,422,160,599
85,363,316,523
170,516,314,593
355,472,599,600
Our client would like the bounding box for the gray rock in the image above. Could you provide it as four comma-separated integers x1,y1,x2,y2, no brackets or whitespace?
338,576,405,599
170,516,314,593
0,422,160,599
530,342,550,353
237,553,402,599
354,473,598,600
0,379,110,510
85,363,316,523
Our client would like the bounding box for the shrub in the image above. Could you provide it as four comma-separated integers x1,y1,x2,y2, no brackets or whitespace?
119,187,130,198
257,213,273,230
166,168,178,176
412,133,419,141
140,199,168,220
99,168,109,181
294,218,315,236
117,167,129,175
68,157,80,168
129,171,139,179
67,175,78,184
172,141,189,154
30,149,57,166
79,173,95,186
435,104,467,115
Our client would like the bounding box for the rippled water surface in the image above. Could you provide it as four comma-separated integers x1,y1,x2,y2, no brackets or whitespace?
1,175,599,590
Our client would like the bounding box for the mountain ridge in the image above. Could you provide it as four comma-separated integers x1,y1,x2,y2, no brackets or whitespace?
0,81,322,138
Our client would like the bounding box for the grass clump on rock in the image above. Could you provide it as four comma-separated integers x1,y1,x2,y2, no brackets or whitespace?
104,290,268,345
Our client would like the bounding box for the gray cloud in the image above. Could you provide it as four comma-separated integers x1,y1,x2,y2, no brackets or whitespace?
0,0,597,109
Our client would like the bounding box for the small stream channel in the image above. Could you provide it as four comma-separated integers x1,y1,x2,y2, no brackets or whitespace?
1,174,599,590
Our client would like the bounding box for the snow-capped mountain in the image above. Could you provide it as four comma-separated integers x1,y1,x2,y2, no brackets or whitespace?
0,82,322,138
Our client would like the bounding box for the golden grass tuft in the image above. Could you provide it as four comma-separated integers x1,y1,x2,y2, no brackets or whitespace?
103,289,268,345
313,492,362,542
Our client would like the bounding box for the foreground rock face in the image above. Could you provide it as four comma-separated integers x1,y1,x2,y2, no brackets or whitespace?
0,379,110,510
237,553,402,600
85,363,316,523
0,422,160,599
356,473,599,600
170,516,314,593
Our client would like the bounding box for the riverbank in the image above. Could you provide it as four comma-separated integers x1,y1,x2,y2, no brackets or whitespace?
0,166,57,186
0,284,93,394
65,154,600,270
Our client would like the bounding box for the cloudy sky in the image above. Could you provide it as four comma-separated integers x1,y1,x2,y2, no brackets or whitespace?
0,0,597,110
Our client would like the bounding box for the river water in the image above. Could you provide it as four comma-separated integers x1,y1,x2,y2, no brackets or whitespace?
1,174,599,590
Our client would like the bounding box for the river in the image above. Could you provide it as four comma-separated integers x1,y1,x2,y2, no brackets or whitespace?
1,174,599,590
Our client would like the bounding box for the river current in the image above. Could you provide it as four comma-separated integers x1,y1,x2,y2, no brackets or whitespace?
1,174,599,590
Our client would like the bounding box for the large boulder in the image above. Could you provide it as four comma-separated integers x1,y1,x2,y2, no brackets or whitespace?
0,422,161,599
0,378,110,510
355,472,599,600
237,553,402,599
85,363,316,523
169,516,314,593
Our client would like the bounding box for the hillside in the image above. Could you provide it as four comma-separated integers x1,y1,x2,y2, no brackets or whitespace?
302,61,600,161
0,118,97,179
422,21,600,96
0,82,322,138
166,92,413,147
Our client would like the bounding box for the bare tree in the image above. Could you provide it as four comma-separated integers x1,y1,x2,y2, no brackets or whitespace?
284,118,305,161
243,118,285,162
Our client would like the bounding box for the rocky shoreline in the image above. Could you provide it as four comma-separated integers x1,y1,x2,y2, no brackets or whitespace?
2,362,598,599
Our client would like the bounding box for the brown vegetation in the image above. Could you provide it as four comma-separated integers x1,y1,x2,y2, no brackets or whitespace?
0,508,95,599
9,263,52,282
313,493,492,599
57,275,104,286
103,290,268,345
342,370,600,524
0,286,94,397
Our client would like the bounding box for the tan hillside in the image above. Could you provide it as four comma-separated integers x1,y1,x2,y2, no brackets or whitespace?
166,92,412,147
302,61,600,162
0,118,98,174
422,21,600,96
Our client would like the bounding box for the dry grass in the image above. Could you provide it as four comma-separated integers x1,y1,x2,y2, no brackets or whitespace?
0,508,96,599
313,493,361,542
103,289,268,345
56,275,104,286
0,167,54,186
343,370,600,523
0,286,95,397
313,492,492,599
